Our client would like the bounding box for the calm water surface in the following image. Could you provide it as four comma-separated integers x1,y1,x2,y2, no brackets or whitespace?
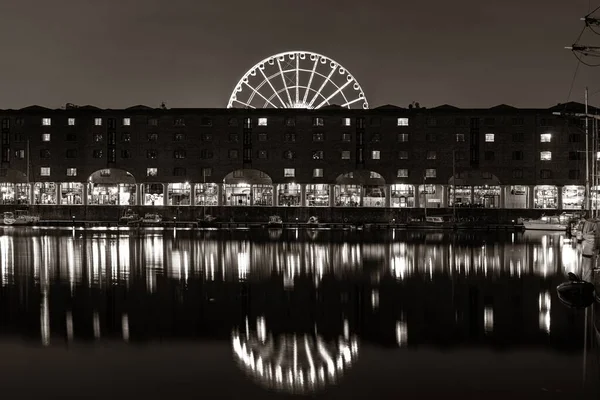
0,228,598,399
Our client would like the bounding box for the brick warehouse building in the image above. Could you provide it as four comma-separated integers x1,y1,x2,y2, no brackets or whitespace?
0,102,596,222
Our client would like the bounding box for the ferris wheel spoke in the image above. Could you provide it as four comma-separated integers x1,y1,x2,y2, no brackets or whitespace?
244,82,279,108
340,97,363,108
314,78,353,109
307,65,338,108
302,58,319,105
276,58,294,107
258,69,288,108
295,56,300,105
232,99,256,109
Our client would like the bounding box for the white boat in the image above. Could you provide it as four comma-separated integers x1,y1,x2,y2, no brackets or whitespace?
267,215,283,228
3,210,40,225
523,215,569,231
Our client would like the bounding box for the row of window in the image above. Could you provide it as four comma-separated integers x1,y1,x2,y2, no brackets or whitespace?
22,131,584,145
30,167,579,180
2,117,412,129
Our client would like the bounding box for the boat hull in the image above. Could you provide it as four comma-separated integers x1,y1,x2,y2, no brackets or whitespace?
523,222,568,231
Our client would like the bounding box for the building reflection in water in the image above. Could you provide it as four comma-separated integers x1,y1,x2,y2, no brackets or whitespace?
0,229,592,394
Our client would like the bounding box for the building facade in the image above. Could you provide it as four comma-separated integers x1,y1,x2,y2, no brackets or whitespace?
0,102,596,211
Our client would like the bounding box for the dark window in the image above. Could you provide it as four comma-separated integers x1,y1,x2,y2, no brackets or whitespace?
40,149,51,158
313,133,324,142
569,134,582,142
200,117,212,126
355,118,364,128
484,151,495,161
283,150,296,160
174,133,186,141
14,133,23,142
147,150,158,159
569,151,582,160
426,151,436,160
342,133,352,142
229,149,239,159
512,117,524,126
512,169,523,178
398,150,409,160
455,118,466,126
512,132,524,142
174,149,186,159
65,134,76,142
426,117,437,126
15,118,24,126
243,148,252,161
66,149,78,158
397,133,409,142
1,149,8,163
202,168,212,177
540,118,554,126
455,151,466,161
371,133,381,142
108,148,116,163
201,149,213,159
148,118,158,126
108,118,116,129
284,133,296,142
370,117,381,127
121,133,130,142
313,117,324,127
426,133,436,142
258,133,268,141
121,150,131,158
512,151,524,160
147,133,158,141
484,117,495,125
173,167,186,176
229,133,239,142
569,169,581,179
1,118,9,129
94,133,103,142
313,150,324,160
285,117,295,127
174,118,185,126
202,134,213,142
93,150,103,158
108,132,116,145
258,150,268,159
540,169,552,179
228,118,238,127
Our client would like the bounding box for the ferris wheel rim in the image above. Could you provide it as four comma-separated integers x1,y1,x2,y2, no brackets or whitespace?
227,50,369,109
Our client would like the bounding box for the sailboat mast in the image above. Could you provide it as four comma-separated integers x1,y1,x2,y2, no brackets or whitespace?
585,87,590,212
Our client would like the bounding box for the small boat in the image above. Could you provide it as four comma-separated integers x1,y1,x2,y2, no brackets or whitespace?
141,213,163,225
307,216,319,226
556,272,596,309
120,209,141,224
3,210,40,225
523,215,570,231
267,215,283,228
198,214,219,228
407,215,457,229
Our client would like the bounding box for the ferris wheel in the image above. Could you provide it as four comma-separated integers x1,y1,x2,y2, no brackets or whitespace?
227,51,369,110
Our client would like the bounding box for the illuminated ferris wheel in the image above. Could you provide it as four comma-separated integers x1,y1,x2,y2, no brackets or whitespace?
227,51,369,109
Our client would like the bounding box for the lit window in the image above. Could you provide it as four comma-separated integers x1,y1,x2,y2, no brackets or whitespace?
147,168,158,177
372,150,381,160
597,151,600,161
123,118,131,126
341,151,351,160
456,133,465,142
426,151,436,160
313,168,323,177
313,117,324,127
94,118,102,126
485,133,495,142
540,133,552,143
397,117,409,126
397,169,409,178
42,133,50,142
42,118,51,126
425,168,436,178
66,168,77,177
258,117,268,126
68,118,76,126
40,167,50,176
14,150,25,159
284,168,295,177
342,118,351,126
540,151,552,161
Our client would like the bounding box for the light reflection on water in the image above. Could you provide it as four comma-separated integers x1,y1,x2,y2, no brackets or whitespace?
0,228,597,397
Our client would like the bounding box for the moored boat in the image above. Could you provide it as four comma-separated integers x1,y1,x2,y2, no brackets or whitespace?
267,215,283,228
3,210,40,225
307,216,319,226
120,209,141,224
140,213,163,225
198,214,219,228
523,214,569,231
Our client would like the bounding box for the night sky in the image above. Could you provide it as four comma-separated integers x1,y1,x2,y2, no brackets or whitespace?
0,0,598,109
